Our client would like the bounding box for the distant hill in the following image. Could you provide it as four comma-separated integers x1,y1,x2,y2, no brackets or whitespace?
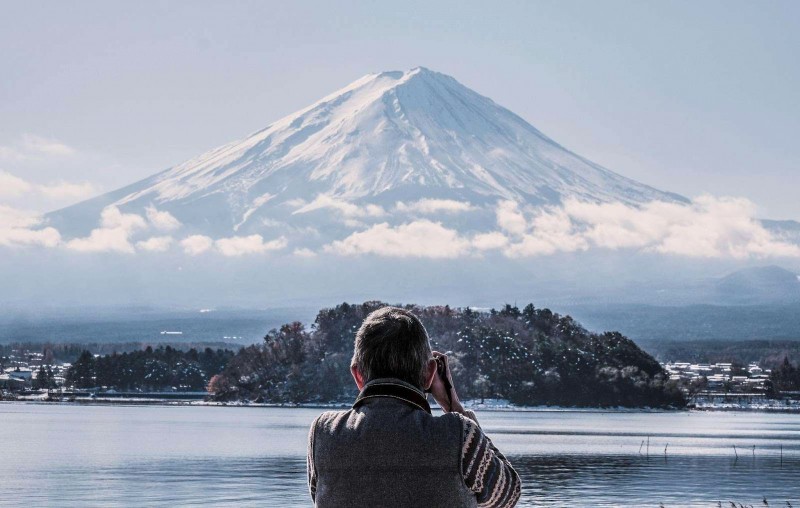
569,302,800,343
714,265,800,304
0,307,317,344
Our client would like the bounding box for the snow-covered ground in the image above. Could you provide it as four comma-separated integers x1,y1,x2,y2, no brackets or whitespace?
9,394,800,413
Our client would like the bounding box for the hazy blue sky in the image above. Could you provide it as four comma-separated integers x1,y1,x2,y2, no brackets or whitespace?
2,0,798,218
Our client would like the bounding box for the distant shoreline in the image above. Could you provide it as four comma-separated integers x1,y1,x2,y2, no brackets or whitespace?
4,397,800,413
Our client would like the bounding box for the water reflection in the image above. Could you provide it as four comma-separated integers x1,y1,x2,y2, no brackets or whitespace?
1,405,799,507
512,454,800,507
23,454,798,507
13,456,309,507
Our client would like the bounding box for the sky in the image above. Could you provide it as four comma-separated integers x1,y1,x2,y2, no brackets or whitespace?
1,0,799,219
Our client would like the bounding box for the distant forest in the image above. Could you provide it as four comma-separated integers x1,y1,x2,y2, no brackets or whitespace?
0,342,239,365
9,302,800,405
209,302,686,408
66,346,234,391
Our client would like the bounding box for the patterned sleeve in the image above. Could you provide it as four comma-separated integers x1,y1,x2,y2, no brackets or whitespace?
307,415,319,502
460,413,521,508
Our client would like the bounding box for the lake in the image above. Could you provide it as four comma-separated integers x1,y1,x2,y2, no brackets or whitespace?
1,404,798,507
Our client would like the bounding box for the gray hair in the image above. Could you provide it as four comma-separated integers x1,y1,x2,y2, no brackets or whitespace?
351,307,432,389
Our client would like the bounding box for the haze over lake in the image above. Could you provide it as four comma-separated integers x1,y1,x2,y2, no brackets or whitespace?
2,404,798,507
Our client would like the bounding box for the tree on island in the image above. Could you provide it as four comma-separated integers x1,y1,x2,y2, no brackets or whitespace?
64,347,234,392
209,301,686,408
770,357,800,395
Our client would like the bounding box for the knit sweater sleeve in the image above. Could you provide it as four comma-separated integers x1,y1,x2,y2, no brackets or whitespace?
460,412,521,508
307,414,320,502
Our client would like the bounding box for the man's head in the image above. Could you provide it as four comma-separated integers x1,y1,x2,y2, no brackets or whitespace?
350,306,434,390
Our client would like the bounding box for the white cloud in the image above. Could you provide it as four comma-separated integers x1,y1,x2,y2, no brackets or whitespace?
181,235,214,256
0,204,39,229
325,220,471,258
395,199,474,214
471,231,509,251
292,194,386,218
98,205,147,232
0,205,61,248
38,181,98,200
0,226,61,248
180,234,288,256
136,236,174,252
20,134,76,156
0,170,97,201
494,196,800,259
293,247,317,258
0,134,76,161
65,206,147,253
0,171,33,197
215,234,288,256
496,200,528,236
145,206,181,231
504,207,589,257
66,227,136,253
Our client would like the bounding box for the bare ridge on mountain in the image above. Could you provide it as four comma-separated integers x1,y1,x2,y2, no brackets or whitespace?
48,67,686,237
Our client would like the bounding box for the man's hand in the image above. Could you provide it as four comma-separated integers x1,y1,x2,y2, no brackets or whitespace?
429,351,465,414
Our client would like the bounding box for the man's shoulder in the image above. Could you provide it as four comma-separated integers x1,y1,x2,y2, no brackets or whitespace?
310,408,355,431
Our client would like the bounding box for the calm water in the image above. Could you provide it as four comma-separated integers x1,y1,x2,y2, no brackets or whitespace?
1,404,799,507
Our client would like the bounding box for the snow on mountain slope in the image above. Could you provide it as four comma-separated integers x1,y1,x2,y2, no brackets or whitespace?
46,67,684,238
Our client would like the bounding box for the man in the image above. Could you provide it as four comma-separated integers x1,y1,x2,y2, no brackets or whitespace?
307,306,521,507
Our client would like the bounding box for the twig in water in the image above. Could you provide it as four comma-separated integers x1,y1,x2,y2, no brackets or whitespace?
638,440,644,455
733,445,738,458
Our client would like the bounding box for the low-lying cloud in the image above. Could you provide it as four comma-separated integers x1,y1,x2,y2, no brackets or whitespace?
145,206,182,231
136,236,174,252
0,205,61,248
323,196,800,260
1,195,798,260
215,234,288,256
181,235,214,256
180,233,288,256
0,134,77,161
0,171,97,201
324,220,471,258
497,196,800,259
65,206,148,253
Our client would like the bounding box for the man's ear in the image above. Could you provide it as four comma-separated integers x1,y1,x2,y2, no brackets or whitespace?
423,358,437,391
351,365,366,390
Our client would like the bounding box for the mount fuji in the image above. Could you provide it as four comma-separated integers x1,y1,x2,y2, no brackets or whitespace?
47,67,686,242
5,67,799,310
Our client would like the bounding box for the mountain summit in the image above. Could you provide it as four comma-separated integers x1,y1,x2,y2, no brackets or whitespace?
49,67,683,237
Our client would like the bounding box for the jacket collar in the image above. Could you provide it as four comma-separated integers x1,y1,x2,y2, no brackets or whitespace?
353,377,432,414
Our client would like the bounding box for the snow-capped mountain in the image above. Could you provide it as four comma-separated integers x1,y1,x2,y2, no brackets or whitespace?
47,67,684,238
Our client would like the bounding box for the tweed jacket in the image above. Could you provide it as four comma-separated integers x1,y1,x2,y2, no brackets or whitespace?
307,378,521,507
